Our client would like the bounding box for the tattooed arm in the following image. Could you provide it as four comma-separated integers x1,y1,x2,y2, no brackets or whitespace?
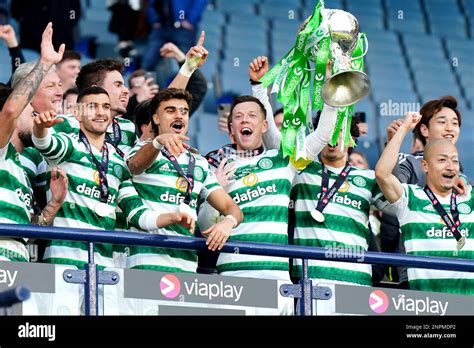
0,22,64,149
31,167,68,226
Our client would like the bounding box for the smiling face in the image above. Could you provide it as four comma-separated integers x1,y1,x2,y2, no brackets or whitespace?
229,101,267,151
420,107,460,145
422,139,460,195
30,71,63,113
99,70,129,117
76,93,112,136
152,98,189,135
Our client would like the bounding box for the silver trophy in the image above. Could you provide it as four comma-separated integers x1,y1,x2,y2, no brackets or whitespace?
321,9,370,107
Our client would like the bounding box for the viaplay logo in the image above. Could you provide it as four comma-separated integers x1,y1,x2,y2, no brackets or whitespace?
160,274,181,299
369,290,389,314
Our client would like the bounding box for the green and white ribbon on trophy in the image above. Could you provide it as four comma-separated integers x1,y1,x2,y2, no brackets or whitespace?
260,0,370,161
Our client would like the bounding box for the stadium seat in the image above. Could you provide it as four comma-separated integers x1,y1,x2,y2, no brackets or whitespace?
201,10,226,27
214,0,256,15
85,7,111,22
79,19,117,44
259,3,302,21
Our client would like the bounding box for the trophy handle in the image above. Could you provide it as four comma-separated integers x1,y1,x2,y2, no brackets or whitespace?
350,33,368,61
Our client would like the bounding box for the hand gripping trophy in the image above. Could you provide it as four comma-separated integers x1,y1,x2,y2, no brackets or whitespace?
260,0,370,161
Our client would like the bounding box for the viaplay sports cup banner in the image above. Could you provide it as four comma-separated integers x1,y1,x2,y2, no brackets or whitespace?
317,284,474,315
260,0,367,162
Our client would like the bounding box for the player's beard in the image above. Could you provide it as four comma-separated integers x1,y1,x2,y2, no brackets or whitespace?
18,130,34,148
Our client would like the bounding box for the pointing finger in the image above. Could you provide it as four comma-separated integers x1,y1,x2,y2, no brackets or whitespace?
196,30,205,46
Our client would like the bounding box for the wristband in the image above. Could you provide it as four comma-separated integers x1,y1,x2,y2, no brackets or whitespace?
179,56,200,77
225,215,238,228
152,138,163,150
249,78,262,85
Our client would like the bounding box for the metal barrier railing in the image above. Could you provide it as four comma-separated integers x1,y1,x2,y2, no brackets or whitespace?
1,223,473,315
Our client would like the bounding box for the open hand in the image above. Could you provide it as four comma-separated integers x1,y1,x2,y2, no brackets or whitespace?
40,22,65,66
50,167,68,205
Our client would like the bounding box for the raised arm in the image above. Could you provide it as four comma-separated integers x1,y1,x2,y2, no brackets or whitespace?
160,41,207,115
249,56,281,150
32,110,71,166
0,22,64,148
126,134,189,175
305,104,338,160
375,112,421,203
168,31,208,90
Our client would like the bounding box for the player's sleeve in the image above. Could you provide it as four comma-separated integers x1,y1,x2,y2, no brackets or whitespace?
124,139,149,162
117,169,160,231
201,163,224,202
379,183,409,224
32,129,74,166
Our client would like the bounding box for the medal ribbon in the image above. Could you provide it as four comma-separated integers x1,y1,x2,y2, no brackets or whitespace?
423,186,463,243
315,162,351,213
161,148,196,205
79,131,110,203
105,118,125,157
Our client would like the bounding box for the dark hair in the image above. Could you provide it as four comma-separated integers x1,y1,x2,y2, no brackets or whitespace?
63,87,79,100
0,87,13,111
76,59,124,92
128,69,146,88
134,100,154,137
414,95,461,146
77,86,109,103
59,50,81,64
149,88,193,135
227,95,267,133
313,111,360,138
274,107,284,117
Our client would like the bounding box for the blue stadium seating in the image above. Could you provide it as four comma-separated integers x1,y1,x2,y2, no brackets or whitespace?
214,0,256,16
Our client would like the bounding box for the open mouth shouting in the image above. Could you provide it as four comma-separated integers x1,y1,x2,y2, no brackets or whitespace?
241,127,254,138
440,171,457,186
171,120,186,134
119,95,129,107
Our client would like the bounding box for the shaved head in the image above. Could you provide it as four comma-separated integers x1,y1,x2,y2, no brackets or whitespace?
422,138,460,196
423,139,457,161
